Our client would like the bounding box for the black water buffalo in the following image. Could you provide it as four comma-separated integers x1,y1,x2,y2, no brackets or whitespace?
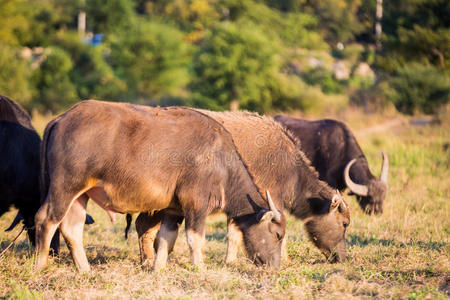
34,100,285,272
134,109,350,268
274,116,388,214
1,95,93,254
0,95,42,244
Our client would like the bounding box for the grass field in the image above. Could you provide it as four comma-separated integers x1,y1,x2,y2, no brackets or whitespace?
0,107,449,299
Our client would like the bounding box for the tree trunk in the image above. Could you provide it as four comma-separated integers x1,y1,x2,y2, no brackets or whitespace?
375,0,383,49
230,100,239,111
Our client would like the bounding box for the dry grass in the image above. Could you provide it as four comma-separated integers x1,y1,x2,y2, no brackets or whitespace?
0,107,449,299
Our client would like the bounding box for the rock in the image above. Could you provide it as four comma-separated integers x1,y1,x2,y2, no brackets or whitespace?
354,62,375,78
333,61,350,80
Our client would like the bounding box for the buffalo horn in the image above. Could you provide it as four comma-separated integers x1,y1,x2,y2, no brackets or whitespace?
266,190,281,223
5,211,23,231
380,151,389,184
336,190,347,211
344,159,369,196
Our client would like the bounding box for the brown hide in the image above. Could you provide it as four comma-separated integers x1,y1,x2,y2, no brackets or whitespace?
196,110,338,213
35,101,285,271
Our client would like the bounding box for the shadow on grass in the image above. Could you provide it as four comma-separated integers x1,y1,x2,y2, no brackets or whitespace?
85,245,136,265
0,239,32,255
205,231,226,241
347,234,447,251
50,244,137,267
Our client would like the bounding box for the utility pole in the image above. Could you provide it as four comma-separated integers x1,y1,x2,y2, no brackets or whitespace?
375,0,383,49
78,11,86,36
78,0,86,36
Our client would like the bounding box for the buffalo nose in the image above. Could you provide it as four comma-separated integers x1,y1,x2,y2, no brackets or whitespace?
271,257,281,270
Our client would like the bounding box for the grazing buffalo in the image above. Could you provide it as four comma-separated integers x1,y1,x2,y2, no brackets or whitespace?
135,109,350,267
34,100,285,272
274,116,388,214
0,95,41,244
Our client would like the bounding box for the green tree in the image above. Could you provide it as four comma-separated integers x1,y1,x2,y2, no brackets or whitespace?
110,19,192,102
378,0,450,73
0,44,33,106
85,0,136,34
0,0,34,46
53,33,127,101
221,0,327,49
190,23,281,111
31,47,78,112
385,63,450,114
294,0,365,44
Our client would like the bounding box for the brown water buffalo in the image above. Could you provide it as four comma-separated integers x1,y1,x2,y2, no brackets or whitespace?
135,109,350,267
34,100,285,272
274,116,388,214
0,95,42,244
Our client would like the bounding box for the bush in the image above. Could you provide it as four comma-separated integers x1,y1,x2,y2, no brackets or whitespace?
302,67,344,94
385,63,450,114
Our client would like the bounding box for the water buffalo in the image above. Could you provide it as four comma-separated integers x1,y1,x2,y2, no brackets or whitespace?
0,95,42,244
135,109,350,267
1,95,93,254
274,116,388,214
34,100,285,272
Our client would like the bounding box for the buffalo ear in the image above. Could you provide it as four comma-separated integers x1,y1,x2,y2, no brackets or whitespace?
5,211,23,231
257,210,274,223
330,194,340,213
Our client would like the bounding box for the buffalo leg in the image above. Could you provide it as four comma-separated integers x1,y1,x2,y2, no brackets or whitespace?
153,214,183,271
59,194,89,272
184,213,206,267
136,212,163,270
34,201,61,271
225,217,243,264
35,185,87,271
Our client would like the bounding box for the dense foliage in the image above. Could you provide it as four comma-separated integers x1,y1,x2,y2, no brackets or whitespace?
0,0,448,114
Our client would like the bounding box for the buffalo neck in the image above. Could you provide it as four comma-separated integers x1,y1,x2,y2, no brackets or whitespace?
349,156,376,185
222,155,268,218
287,163,333,219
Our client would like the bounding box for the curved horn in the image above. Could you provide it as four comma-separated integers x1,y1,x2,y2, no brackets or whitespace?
380,151,389,184
5,211,23,231
266,190,281,223
344,159,368,196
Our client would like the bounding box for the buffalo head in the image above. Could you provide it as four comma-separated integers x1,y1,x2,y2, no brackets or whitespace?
304,191,350,263
344,151,388,214
236,190,285,269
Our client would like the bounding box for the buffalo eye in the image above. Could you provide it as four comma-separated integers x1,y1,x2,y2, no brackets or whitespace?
343,221,349,228
276,232,283,241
